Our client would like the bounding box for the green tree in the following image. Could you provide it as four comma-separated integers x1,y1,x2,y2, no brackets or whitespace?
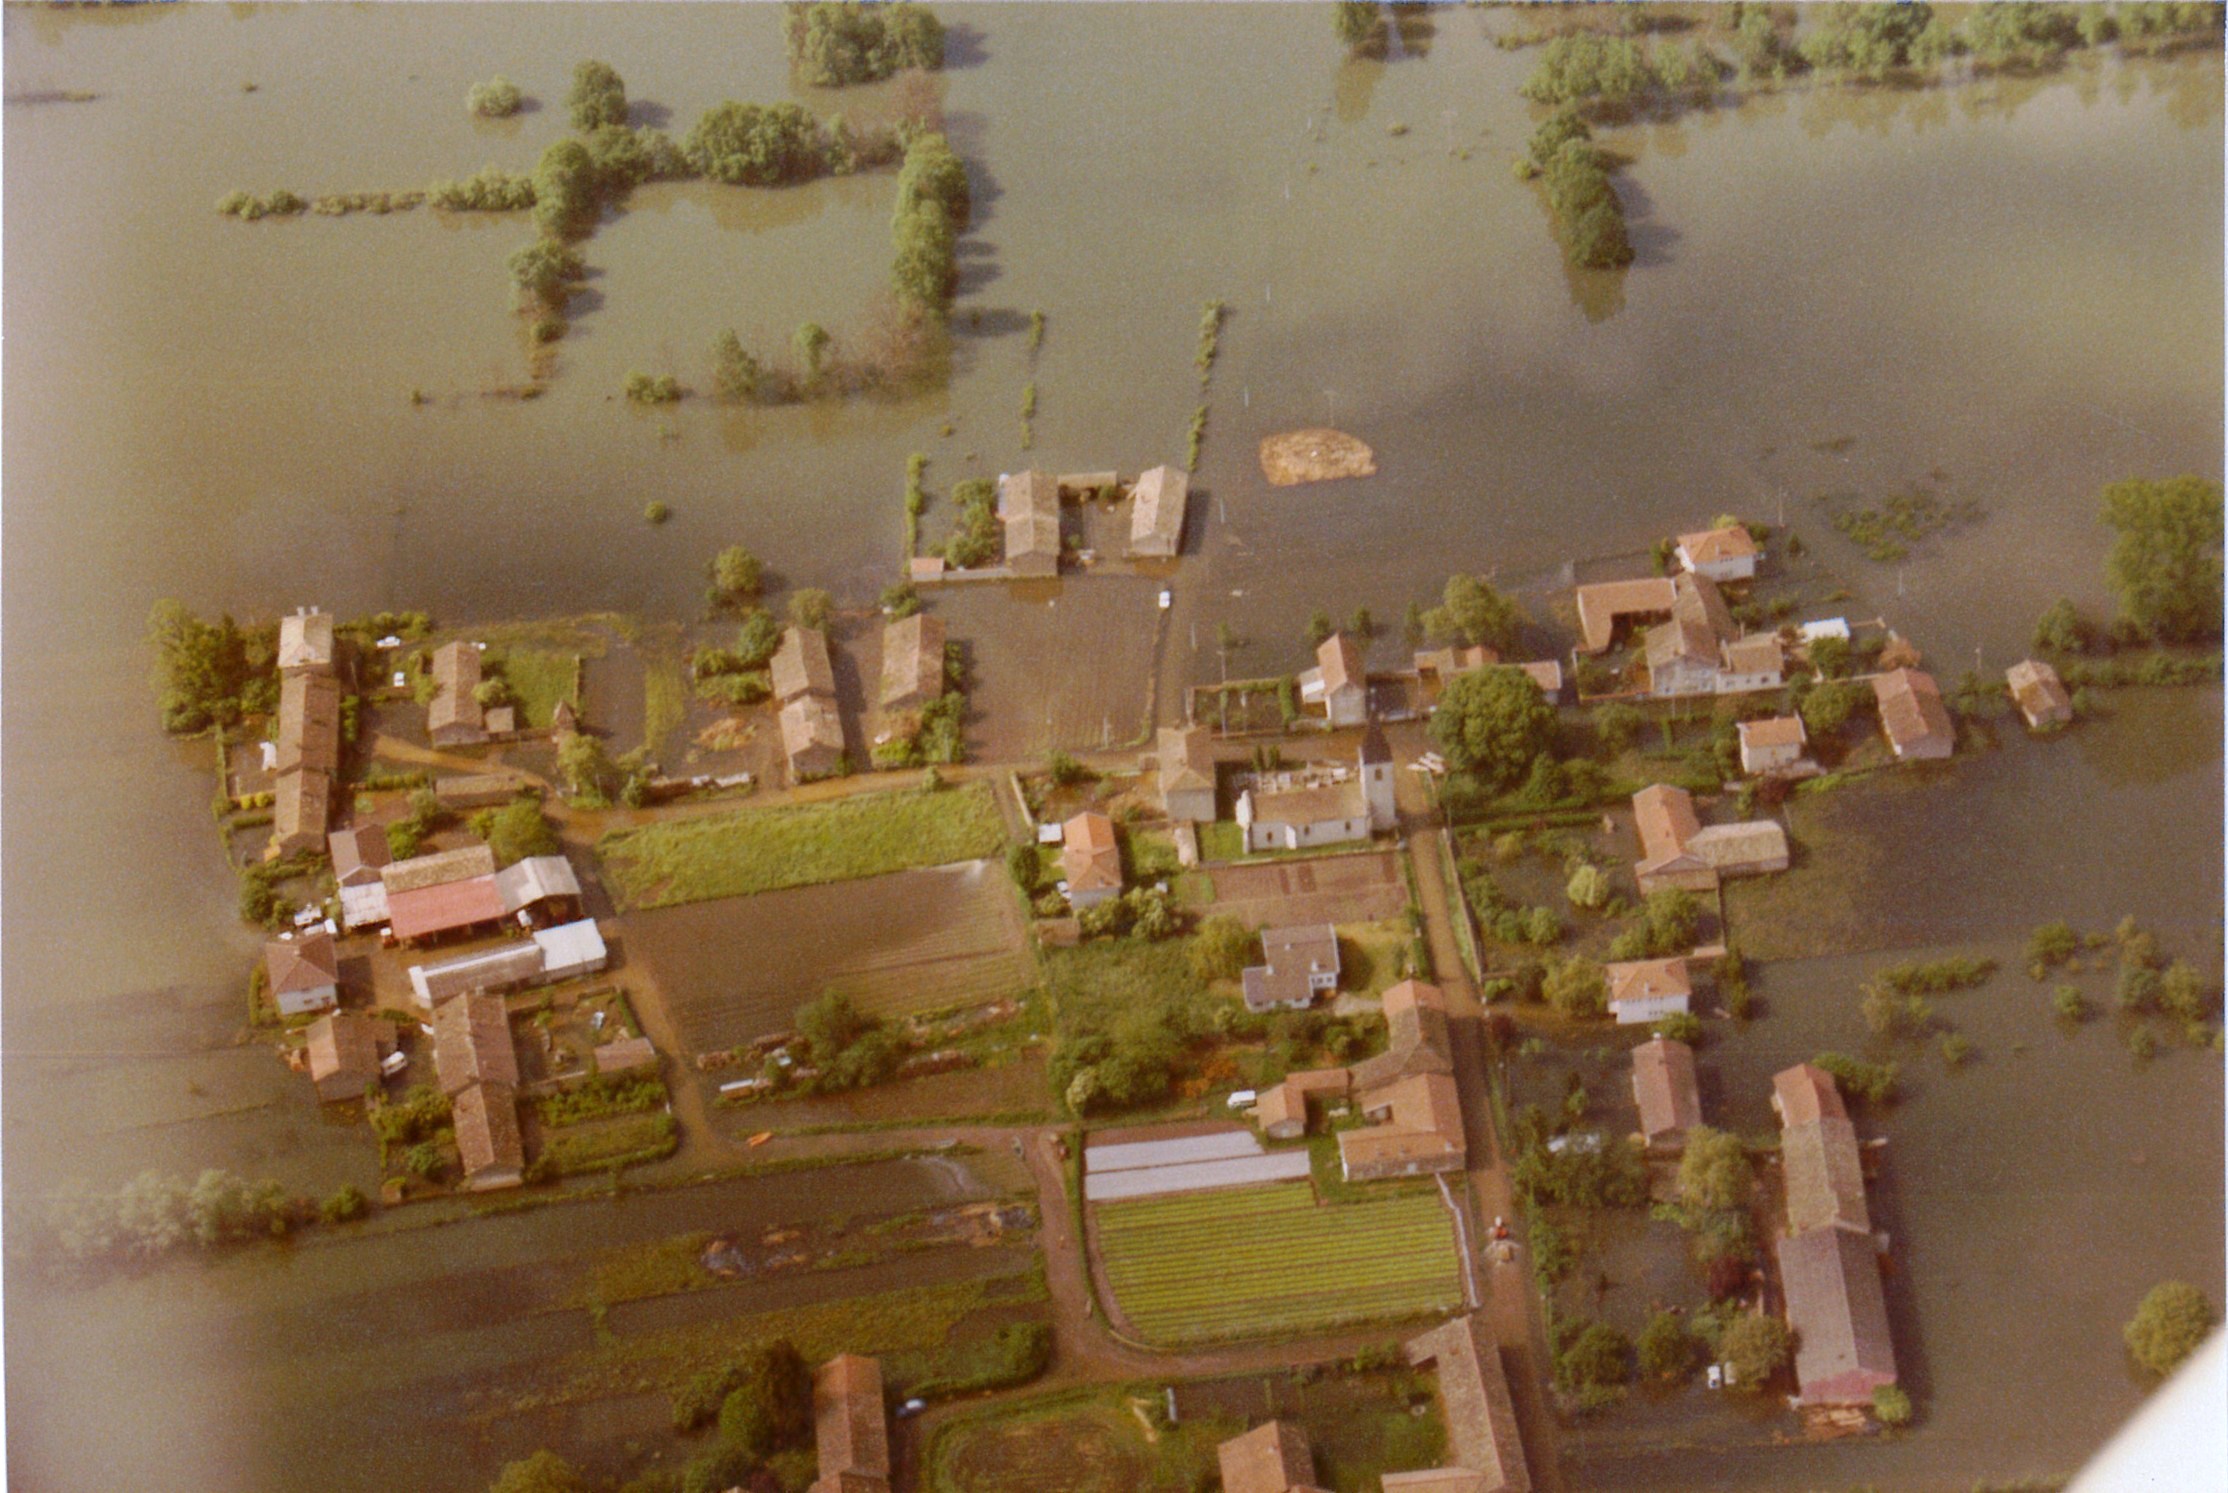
1305,610,1335,648
2026,920,2080,970
787,588,833,630
320,1184,370,1224
467,76,523,118
1873,1383,1913,1426
481,797,559,866
1799,2,1939,78
147,600,267,735
2160,959,2212,1022
1423,573,1525,654
567,60,628,132
1718,1313,1791,1388
557,732,614,804
1430,666,1556,789
713,329,763,402
1561,1322,1632,1388
794,322,832,386
489,1451,589,1493
1543,955,1607,1019
1565,862,1610,911
1637,1311,1697,1380
2124,1281,2215,1376
2102,476,2223,643
709,545,765,610
890,198,957,311
1190,914,1259,982
2032,597,2094,654
509,238,586,302
1798,679,1868,739
787,1,947,86
1677,1125,1752,1211
686,100,823,186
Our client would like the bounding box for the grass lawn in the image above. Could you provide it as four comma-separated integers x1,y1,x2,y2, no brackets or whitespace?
540,1111,678,1175
489,646,579,729
1198,820,1245,863
1337,918,1411,1000
930,1386,1232,1493
596,782,1008,909
642,649,689,752
1094,1181,1463,1345
1042,936,1206,1039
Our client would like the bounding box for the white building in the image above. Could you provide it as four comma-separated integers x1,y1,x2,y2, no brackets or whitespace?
1608,958,1692,1026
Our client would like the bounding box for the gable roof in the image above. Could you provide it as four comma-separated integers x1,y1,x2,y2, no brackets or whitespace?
1316,632,1365,695
1687,820,1788,871
1772,1062,1849,1127
328,822,392,885
1739,716,1807,751
1575,577,1677,653
431,990,518,1095
1872,668,1954,754
386,875,507,943
1243,923,1341,1008
1414,644,1500,678
1255,1068,1349,1132
1783,1116,1871,1236
1645,613,1718,671
494,854,580,912
265,931,338,996
272,768,332,848
429,641,485,737
1349,979,1454,1090
1217,1420,1319,1493
1632,784,1702,865
382,843,498,895
2006,658,2072,721
1677,525,1757,565
277,610,335,672
812,1354,890,1482
780,694,846,764
1245,778,1367,828
1342,1071,1466,1171
879,612,946,709
1402,1314,1532,1492
452,1079,523,1182
1156,725,1215,796
1000,470,1062,566
772,626,836,704
1129,464,1189,548
1631,1037,1701,1141
408,940,545,1009
275,669,343,776
1061,811,1122,894
305,1010,385,1089
1777,1226,1897,1404
1607,957,1691,1008
1671,571,1735,644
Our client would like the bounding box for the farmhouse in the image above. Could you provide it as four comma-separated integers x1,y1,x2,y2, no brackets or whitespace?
303,1010,389,1103
809,1353,891,1493
1128,464,1189,558
1631,784,1787,895
1215,1420,1326,1493
1396,1313,1532,1493
779,694,847,781
1240,923,1341,1013
1340,1071,1466,1181
1675,524,1759,583
1349,980,1455,1090
1777,1225,1898,1407
1872,668,1955,761
1252,1067,1349,1140
1641,574,1782,698
1772,1061,1849,1128
1061,811,1123,909
1574,577,1678,654
265,932,339,1018
2006,657,2073,729
1737,716,1808,776
328,822,391,903
274,668,342,777
451,1079,524,1192
1782,1117,1872,1238
772,625,836,705
277,608,335,673
1630,1036,1701,1148
1298,632,1369,728
431,989,519,1097
879,612,947,712
428,641,487,747
1606,957,1691,1025
999,469,1062,577
1154,725,1218,823
1236,778,1369,854
270,767,334,859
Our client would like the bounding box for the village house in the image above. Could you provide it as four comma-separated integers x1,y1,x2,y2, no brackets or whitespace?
808,1353,891,1493
1128,464,1189,558
331,823,394,931
1777,1225,1898,1407
431,989,519,1097
274,669,342,777
1297,632,1369,728
1607,957,1691,1025
1772,1061,1849,1128
451,1079,524,1192
304,1010,390,1103
432,772,536,813
2006,657,2073,729
1252,1067,1349,1141
1631,784,1788,895
1737,715,1809,776
1340,1071,1467,1181
1215,1420,1327,1493
1241,923,1342,1013
1675,523,1760,583
277,608,335,674
879,612,947,712
1394,1313,1532,1493
428,641,487,747
1061,811,1123,909
1782,1116,1872,1238
265,932,339,1018
1236,776,1369,854
1350,979,1456,1090
1871,667,1955,761
1413,642,1500,686
1630,1036,1701,1149
1641,573,1784,699
1153,724,1218,824
780,694,847,781
772,625,837,706
998,469,1062,577
270,767,334,860
1574,576,1678,655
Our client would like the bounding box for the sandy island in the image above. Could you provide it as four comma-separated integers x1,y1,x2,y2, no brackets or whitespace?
1258,428,1377,487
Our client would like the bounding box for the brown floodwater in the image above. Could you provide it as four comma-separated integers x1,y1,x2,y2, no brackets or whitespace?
3,4,2219,1489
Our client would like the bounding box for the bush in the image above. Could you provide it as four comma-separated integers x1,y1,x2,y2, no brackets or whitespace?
1638,1311,1697,1381
509,239,586,303
1559,1322,1632,1389
319,1185,370,1225
429,165,536,211
1873,1383,1913,1427
1651,1011,1703,1046
568,59,628,132
1718,1313,1790,1388
1543,956,1607,1019
625,371,683,405
1189,915,1259,982
467,76,523,118
1813,1051,1898,1105
786,1,948,86
686,100,826,187
1677,1126,1752,1212
2125,1281,2214,1376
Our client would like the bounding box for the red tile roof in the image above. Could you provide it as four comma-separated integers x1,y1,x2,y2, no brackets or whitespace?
1778,1227,1897,1406
1772,1062,1849,1127
1630,1037,1701,1142
386,875,507,942
1062,812,1123,894
1872,668,1955,757
1575,578,1677,653
1316,632,1365,694
812,1354,890,1483
265,931,338,996
1677,525,1757,565
1217,1420,1319,1493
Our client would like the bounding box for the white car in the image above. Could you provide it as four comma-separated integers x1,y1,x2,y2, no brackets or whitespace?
1158,588,1173,610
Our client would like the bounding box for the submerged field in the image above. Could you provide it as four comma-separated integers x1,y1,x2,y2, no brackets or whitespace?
1093,1181,1464,1345
596,781,1007,909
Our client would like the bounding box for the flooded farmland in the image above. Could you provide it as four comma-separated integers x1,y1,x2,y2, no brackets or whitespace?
2,3,2220,1489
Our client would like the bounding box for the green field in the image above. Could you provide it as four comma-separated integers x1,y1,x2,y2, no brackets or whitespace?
489,646,580,729
1094,1182,1464,1345
597,782,1008,909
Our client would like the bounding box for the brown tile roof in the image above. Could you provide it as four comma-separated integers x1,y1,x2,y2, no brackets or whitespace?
1349,979,1455,1090
306,1010,386,1101
1129,464,1189,552
1403,1314,1532,1493
1414,644,1501,677
432,990,518,1096
1000,470,1062,568
780,694,846,771
1156,725,1216,796
1644,614,1717,671
1632,784,1702,865
1777,1226,1897,1406
1217,1420,1317,1493
1316,632,1365,695
277,610,335,672
1517,660,1564,696
772,626,837,704
998,468,1060,521
1342,1071,1466,1171
1872,668,1954,756
1245,778,1367,828
265,931,338,996
2006,658,2072,725
272,768,333,850
1631,1037,1701,1143
1720,632,1784,676
382,843,498,895
1772,1062,1848,1127
878,613,946,710
1672,571,1735,643
1242,923,1341,1009
1686,820,1789,873
1783,1116,1871,1237
1575,578,1677,653
1062,811,1123,895
1608,957,1691,1009
452,1079,523,1185
812,1354,890,1482
328,823,392,886
1255,1067,1349,1133
429,642,485,738
275,669,343,775
1677,525,1757,565
1739,716,1807,751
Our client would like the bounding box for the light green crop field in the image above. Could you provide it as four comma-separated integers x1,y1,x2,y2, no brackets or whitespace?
1093,1182,1463,1345
597,781,1007,909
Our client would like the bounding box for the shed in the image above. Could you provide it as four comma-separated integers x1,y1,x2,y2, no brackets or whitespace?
1872,668,1955,761
879,612,947,711
452,1080,524,1191
772,625,836,705
431,990,519,1096
2006,657,2073,729
1154,725,1217,823
428,641,487,746
532,918,609,983
1128,464,1189,558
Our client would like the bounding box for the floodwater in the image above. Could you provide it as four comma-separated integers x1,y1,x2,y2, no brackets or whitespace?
3,4,2219,1489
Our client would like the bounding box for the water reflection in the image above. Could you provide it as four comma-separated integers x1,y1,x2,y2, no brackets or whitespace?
1334,55,1384,124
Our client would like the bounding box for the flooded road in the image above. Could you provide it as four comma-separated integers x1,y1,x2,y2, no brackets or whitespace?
3,4,2219,1489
